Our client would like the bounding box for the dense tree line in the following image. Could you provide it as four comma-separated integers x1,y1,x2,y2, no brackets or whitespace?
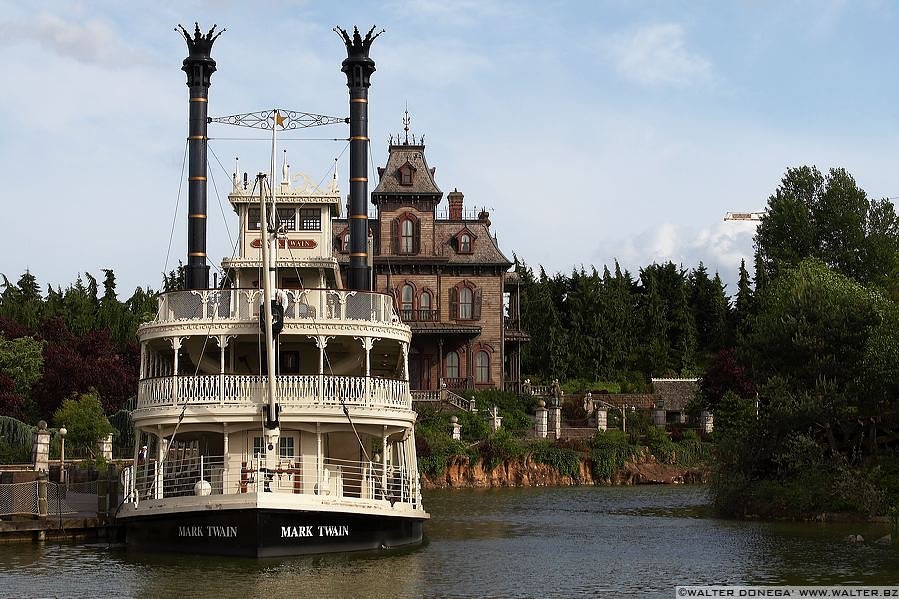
516,258,742,390
0,270,157,422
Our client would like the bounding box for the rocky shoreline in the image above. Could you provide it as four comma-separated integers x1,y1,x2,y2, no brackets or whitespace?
421,454,710,489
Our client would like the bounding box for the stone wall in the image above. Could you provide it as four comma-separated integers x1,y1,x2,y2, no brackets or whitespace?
421,452,709,489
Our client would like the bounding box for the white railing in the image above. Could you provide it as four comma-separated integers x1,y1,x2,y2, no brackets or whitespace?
137,374,411,410
126,454,420,509
154,288,400,327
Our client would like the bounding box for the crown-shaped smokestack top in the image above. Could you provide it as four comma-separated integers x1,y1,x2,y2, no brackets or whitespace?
177,22,224,88
177,22,224,59
334,25,384,59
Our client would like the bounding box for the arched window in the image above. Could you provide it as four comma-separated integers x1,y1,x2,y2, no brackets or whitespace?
449,283,481,321
475,351,489,384
341,232,350,252
401,284,414,320
459,233,471,253
420,290,431,320
401,219,414,254
446,351,459,379
459,287,473,319
392,214,420,255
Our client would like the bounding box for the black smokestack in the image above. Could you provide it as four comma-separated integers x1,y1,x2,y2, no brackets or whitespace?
178,23,223,290
336,25,383,292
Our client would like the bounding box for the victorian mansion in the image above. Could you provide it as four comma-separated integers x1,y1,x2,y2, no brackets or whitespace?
335,129,528,394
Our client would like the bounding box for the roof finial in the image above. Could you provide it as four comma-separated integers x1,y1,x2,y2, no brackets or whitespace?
281,149,289,185
403,103,410,145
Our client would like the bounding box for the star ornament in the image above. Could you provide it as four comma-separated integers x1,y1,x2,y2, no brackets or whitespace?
271,110,286,129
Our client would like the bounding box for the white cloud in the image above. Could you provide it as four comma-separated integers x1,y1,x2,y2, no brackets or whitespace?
0,12,151,68
606,23,712,87
593,220,756,289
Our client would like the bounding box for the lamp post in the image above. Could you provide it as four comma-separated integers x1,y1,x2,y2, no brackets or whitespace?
59,426,67,485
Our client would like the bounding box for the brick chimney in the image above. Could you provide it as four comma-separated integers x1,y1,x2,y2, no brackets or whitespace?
448,188,464,220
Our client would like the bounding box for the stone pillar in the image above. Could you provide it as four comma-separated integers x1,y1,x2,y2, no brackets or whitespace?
652,409,666,429
32,421,50,472
548,405,562,440
450,416,461,440
37,471,48,521
489,406,502,432
700,411,714,433
596,409,608,432
535,400,548,438
99,433,113,461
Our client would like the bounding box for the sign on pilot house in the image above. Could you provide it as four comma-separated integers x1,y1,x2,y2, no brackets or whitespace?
250,239,317,249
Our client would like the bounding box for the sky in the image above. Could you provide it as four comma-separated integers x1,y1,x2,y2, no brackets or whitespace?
2,0,899,298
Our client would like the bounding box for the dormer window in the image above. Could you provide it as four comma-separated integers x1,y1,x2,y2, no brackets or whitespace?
454,228,476,254
398,161,416,187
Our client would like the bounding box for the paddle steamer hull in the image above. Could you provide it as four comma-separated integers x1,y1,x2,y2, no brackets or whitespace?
124,508,424,557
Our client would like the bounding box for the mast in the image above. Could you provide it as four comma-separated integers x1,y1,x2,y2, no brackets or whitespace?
256,173,280,436
178,23,223,290
336,25,383,291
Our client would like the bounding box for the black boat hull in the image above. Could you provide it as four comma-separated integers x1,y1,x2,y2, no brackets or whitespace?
124,508,424,557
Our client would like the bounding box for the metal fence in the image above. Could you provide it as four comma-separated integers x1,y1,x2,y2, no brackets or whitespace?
0,480,99,519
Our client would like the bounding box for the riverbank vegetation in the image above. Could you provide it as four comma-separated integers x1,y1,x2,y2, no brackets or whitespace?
414,392,715,482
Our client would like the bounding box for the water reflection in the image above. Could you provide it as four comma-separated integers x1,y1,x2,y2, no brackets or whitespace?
0,486,896,599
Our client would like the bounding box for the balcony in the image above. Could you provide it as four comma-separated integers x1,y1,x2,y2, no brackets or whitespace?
136,374,412,411
152,288,400,327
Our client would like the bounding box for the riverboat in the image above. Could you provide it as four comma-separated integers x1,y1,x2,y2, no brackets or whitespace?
117,24,428,557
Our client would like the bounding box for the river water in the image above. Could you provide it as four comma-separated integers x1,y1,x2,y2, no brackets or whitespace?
1,486,897,598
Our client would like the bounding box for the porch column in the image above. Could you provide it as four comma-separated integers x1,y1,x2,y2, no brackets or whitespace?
438,337,444,387
222,423,229,494
170,337,184,405
381,425,388,497
131,428,140,499
316,423,322,493
215,335,231,405
312,335,334,405
355,336,376,406
155,432,168,500
401,342,409,381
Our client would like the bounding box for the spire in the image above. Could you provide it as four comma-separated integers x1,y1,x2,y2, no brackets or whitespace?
403,104,410,144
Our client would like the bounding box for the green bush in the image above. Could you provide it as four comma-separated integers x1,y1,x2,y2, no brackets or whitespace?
479,429,524,472
471,390,533,433
530,439,581,479
645,426,678,464
561,379,621,395
590,430,637,480
53,393,114,458
415,425,467,478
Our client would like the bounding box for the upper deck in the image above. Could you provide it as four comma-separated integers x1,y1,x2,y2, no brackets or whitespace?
140,287,409,342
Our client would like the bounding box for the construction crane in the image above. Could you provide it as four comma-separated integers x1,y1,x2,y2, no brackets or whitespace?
724,211,765,222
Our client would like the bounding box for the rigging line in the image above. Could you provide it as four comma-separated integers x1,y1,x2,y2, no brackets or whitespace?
368,139,395,282
208,137,349,142
280,243,395,502
315,142,350,190
207,143,236,250
163,140,189,282
148,234,243,495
